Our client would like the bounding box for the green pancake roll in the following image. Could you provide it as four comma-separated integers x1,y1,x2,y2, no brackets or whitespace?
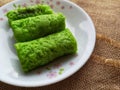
11,13,65,42
15,29,77,72
7,4,54,25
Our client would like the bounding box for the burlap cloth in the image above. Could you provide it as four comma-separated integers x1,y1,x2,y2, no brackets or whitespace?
0,0,120,90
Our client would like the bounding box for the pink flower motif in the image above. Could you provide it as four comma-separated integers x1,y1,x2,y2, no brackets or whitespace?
22,3,27,7
30,0,34,3
54,63,61,69
50,4,54,9
3,9,8,13
69,62,75,66
35,0,41,4
61,6,65,9
0,18,4,21
56,1,60,5
47,71,57,78
47,1,49,5
69,6,73,9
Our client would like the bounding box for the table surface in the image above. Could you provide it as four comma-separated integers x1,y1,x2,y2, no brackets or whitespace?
0,0,120,90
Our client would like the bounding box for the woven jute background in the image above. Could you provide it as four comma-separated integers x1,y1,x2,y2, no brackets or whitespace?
0,0,120,90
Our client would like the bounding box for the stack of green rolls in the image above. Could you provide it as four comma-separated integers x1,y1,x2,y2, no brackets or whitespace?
7,4,77,72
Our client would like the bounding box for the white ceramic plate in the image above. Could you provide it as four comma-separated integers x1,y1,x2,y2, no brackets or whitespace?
0,0,96,87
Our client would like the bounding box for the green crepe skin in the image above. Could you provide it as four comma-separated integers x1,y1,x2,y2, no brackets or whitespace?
11,13,65,42
15,29,77,73
7,4,53,25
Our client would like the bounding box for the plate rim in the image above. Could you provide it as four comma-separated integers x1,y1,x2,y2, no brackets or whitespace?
0,0,96,87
